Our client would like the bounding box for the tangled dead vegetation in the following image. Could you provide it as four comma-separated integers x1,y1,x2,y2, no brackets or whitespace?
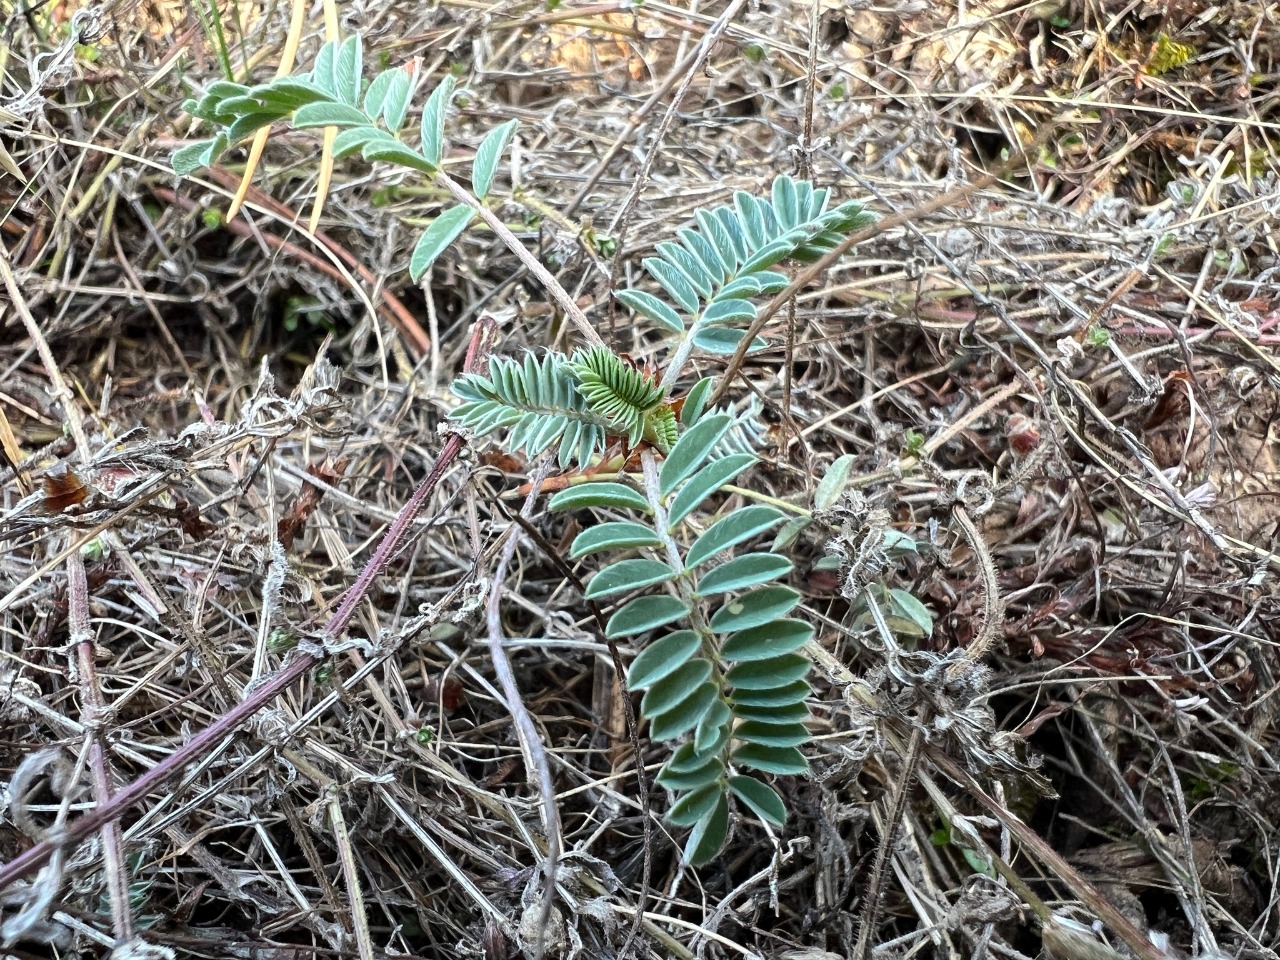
1,0,1278,958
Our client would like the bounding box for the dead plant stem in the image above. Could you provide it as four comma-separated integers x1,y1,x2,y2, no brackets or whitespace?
484,460,562,960
325,784,376,960
437,171,604,348
70,552,135,944
853,726,923,960
603,0,751,292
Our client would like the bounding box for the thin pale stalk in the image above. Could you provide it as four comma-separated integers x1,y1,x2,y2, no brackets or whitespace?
69,552,134,943
484,461,561,960
436,172,604,348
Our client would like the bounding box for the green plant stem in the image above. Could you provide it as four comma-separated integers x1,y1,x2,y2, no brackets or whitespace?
639,450,716,658
435,171,605,348
719,484,810,516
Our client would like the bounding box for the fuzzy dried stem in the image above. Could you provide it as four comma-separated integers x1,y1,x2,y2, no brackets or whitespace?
4,249,136,940
325,784,375,960
952,504,1004,663
484,460,562,960
853,726,922,960
69,552,134,944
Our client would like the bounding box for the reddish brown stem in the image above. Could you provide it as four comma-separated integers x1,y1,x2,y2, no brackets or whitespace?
152,183,430,358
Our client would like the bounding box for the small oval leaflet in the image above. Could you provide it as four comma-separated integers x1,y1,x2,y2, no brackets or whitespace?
685,505,785,569
666,453,756,530
697,553,793,596
606,596,688,639
549,481,651,513
641,659,713,718
627,630,701,690
721,618,814,661
584,558,674,600
710,585,802,632
649,681,717,741
728,775,787,827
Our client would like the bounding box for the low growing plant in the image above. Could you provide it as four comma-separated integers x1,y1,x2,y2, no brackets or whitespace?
173,35,879,864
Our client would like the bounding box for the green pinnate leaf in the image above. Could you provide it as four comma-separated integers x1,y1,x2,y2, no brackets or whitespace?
361,138,437,174
293,102,372,128
310,39,340,97
696,553,792,596
718,271,787,300
206,80,250,99
678,377,714,428
713,206,748,263
381,68,413,132
332,125,394,158
695,700,731,754
890,588,933,637
241,77,329,114
656,755,723,791
656,241,713,298
421,74,456,167
695,207,740,273
584,558,675,600
649,682,716,740
409,206,474,282
615,289,684,334
472,118,518,199
660,413,733,497
666,742,706,772
691,327,765,355
814,454,856,511
730,679,810,707
606,596,688,638
772,516,812,551
677,227,726,285
666,453,755,528
732,700,810,724
700,298,756,326
733,720,810,747
643,257,699,313
738,236,796,274
224,108,287,143
684,793,730,865
668,783,723,827
685,505,784,569
172,139,218,175
627,630,701,690
363,68,397,118
772,175,799,230
725,653,809,690
333,34,363,106
728,775,787,827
